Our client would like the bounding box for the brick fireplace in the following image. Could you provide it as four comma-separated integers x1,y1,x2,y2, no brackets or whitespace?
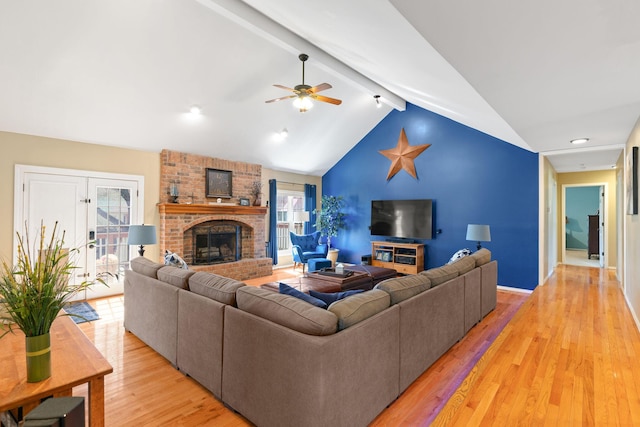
159,203,272,280
158,150,272,281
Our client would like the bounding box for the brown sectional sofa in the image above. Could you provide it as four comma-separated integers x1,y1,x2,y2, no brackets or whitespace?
123,249,498,427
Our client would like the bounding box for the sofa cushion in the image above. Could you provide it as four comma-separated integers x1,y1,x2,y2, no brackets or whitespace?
130,257,163,279
328,289,390,331
236,287,337,336
279,283,327,309
308,289,364,306
471,248,492,267
189,272,245,306
157,266,195,289
375,274,431,305
448,256,476,276
419,264,459,287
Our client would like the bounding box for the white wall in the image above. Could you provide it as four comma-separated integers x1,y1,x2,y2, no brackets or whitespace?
624,117,640,328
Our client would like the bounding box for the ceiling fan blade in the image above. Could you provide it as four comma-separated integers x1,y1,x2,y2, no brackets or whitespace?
310,94,342,105
265,95,296,103
308,83,332,93
273,84,296,92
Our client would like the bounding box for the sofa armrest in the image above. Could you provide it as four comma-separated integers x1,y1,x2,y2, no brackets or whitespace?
124,269,179,366
480,260,498,317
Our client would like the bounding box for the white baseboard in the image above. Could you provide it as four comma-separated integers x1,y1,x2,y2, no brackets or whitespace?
497,285,533,294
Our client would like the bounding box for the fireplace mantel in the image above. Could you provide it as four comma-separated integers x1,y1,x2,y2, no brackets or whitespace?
158,203,267,216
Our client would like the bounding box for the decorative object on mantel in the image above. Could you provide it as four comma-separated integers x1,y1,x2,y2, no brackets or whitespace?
239,197,250,206
250,181,262,206
0,221,104,382
379,128,431,180
169,181,179,203
206,168,233,199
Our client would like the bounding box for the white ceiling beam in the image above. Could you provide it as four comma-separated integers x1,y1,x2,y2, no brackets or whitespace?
195,0,406,111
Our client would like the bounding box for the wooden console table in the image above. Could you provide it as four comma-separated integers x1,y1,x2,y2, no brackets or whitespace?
0,315,113,426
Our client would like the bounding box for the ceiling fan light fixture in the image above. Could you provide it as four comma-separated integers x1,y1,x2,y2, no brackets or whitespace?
293,95,313,112
570,137,589,145
266,53,341,110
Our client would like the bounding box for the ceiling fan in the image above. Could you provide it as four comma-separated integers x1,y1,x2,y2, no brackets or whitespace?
265,53,342,112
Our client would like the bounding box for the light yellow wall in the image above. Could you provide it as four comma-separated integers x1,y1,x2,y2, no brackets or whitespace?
555,169,617,268
0,131,322,268
0,131,161,261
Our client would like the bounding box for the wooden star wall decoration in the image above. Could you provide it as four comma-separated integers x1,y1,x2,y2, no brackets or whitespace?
379,128,431,180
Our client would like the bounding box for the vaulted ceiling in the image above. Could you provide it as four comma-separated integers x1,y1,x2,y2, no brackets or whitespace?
1,0,637,175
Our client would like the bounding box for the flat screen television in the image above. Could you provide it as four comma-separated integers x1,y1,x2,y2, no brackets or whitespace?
370,199,433,240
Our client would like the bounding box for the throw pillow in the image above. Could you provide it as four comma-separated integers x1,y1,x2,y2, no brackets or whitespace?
278,283,328,309
308,289,364,306
447,248,472,265
164,250,188,269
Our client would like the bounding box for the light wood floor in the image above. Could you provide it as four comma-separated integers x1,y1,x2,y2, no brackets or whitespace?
71,264,640,426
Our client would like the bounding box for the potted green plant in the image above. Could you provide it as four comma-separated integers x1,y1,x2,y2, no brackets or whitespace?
0,221,99,382
314,195,346,266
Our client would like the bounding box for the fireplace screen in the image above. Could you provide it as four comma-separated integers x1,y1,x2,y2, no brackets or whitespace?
192,223,241,265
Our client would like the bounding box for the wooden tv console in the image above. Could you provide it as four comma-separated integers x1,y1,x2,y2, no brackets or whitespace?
371,241,425,275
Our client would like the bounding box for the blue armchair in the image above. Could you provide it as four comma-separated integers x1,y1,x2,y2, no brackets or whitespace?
290,231,329,273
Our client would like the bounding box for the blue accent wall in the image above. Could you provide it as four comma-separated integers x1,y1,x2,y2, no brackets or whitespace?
322,103,539,290
565,186,599,249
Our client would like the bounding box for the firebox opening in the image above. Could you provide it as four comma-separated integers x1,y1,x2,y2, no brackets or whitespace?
192,223,241,265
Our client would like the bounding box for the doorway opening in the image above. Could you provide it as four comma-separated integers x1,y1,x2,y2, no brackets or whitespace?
562,184,604,268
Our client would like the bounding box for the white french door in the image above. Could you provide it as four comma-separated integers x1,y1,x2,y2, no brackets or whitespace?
15,165,143,300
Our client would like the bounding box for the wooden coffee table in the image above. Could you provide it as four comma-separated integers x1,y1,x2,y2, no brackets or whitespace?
0,315,113,426
305,270,371,289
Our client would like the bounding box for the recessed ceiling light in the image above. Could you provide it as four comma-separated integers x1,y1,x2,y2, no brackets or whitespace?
570,138,589,145
274,128,288,142
189,105,202,116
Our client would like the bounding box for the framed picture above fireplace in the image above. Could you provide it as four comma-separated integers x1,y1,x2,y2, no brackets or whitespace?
206,168,233,198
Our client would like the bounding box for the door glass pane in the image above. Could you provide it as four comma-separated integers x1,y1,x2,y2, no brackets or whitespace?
95,187,131,284
276,190,305,253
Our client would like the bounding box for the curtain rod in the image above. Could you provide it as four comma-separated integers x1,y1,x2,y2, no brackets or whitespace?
275,181,313,187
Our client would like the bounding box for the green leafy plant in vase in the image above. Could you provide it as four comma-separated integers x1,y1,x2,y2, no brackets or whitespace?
314,195,346,266
0,221,102,382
